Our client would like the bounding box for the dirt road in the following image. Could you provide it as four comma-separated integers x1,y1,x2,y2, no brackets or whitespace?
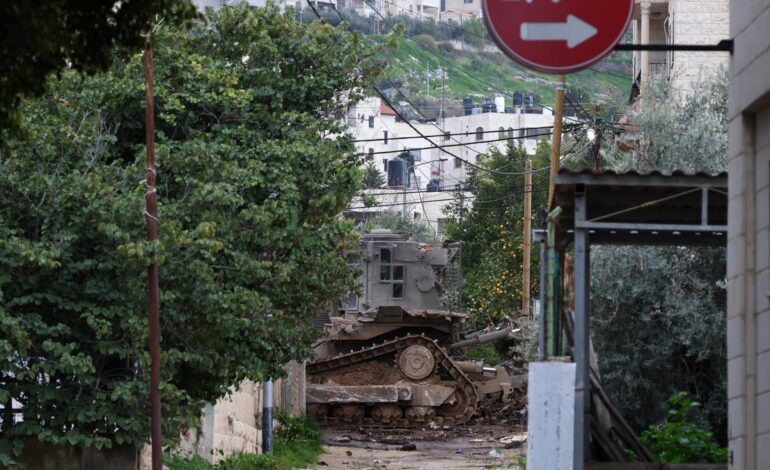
313,425,527,470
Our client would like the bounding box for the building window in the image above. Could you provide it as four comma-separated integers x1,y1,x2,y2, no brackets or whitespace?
368,148,374,160
507,127,515,138
464,0,472,3
383,130,389,144
437,218,447,234
368,116,375,128
346,292,358,310
454,157,462,169
383,158,388,172
475,127,484,141
379,248,404,299
498,127,506,139
443,131,451,141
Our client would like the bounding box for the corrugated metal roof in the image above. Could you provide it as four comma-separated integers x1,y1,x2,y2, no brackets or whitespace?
558,168,727,178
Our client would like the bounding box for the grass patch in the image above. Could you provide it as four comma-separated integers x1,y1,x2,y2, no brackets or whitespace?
466,344,506,365
166,412,323,470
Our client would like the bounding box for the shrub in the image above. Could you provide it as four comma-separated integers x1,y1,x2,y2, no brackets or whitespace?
640,392,728,464
413,33,438,52
437,41,456,53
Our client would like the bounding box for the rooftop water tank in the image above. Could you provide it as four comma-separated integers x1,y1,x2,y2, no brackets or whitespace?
494,96,505,113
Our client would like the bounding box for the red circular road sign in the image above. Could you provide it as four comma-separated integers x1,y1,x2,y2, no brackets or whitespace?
483,0,634,74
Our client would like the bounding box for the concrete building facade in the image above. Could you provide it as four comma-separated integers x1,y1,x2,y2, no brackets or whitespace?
439,0,482,23
632,0,730,92
346,96,565,234
727,1,770,469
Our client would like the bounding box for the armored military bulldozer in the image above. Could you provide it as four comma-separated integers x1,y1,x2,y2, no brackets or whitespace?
306,229,516,427
307,307,516,426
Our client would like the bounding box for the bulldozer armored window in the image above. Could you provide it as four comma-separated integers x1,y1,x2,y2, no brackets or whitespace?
380,264,391,281
380,248,392,281
380,248,391,263
392,282,404,299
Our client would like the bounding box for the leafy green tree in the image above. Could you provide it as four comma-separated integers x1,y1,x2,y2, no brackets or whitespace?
462,18,489,50
0,0,197,131
445,141,551,325
583,72,728,443
0,5,381,465
361,160,386,189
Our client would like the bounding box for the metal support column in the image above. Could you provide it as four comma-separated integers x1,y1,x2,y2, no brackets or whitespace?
573,186,590,469
546,208,562,357
535,230,548,361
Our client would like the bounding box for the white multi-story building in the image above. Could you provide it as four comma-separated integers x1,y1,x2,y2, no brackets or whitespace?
346,96,568,235
439,0,482,23
631,0,729,93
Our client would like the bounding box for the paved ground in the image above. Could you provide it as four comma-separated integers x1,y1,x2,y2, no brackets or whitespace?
313,425,527,470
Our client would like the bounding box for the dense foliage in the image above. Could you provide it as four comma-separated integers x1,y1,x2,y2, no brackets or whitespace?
0,5,381,465
0,0,197,131
576,73,729,444
363,211,436,243
640,392,728,463
590,246,727,442
445,141,550,325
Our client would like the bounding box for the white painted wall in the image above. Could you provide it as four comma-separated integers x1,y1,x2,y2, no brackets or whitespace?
527,362,576,470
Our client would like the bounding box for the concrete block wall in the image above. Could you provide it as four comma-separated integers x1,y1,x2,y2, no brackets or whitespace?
140,362,307,468
728,1,770,468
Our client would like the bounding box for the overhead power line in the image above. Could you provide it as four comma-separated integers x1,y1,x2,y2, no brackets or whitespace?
350,124,565,144
309,0,568,178
355,129,570,156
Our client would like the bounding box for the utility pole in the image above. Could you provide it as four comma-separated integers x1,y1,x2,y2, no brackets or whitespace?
522,155,532,318
143,40,163,470
547,75,566,208
426,61,430,98
402,160,408,221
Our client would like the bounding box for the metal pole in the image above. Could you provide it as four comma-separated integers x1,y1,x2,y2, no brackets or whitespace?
573,187,590,470
262,379,274,455
548,75,565,208
143,42,163,470
534,230,547,361
402,163,408,220
522,156,532,317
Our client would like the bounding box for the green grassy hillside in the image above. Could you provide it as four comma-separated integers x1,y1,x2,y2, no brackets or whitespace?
380,36,632,108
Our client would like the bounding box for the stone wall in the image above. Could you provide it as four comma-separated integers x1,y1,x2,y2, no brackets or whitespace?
669,0,730,93
727,0,770,468
139,361,307,468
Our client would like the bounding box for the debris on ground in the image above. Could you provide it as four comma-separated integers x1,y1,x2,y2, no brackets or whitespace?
400,443,417,451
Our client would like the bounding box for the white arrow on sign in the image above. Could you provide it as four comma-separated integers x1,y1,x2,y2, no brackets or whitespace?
520,14,598,48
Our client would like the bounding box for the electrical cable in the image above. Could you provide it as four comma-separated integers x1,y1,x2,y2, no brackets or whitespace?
349,124,563,144
355,129,565,156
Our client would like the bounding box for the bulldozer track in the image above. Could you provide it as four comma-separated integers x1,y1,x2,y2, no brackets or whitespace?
307,335,479,427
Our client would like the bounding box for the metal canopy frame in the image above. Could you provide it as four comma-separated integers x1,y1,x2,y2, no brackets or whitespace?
544,169,727,469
